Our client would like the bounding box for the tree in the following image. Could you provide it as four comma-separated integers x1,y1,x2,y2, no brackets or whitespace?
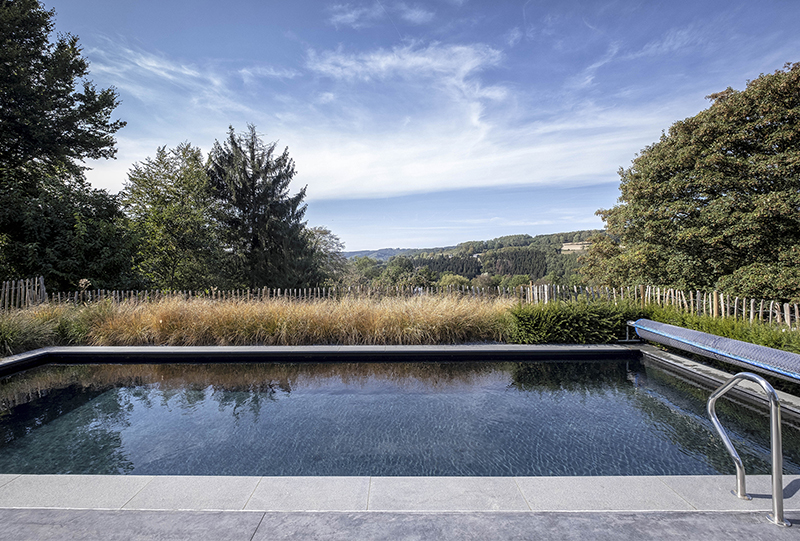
0,0,127,286
122,143,223,290
304,226,347,286
0,174,137,290
207,125,312,288
437,273,470,288
583,63,800,300
0,0,125,182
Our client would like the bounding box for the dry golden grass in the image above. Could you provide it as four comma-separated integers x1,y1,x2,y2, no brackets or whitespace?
87,296,517,346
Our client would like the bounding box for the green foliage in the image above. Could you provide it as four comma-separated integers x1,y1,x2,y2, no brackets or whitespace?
406,254,481,279
511,301,651,344
0,176,137,289
345,231,598,288
207,125,313,288
373,256,434,288
585,63,800,299
0,0,125,179
471,274,501,289
500,274,531,288
352,257,383,282
454,231,599,255
122,143,223,290
304,226,347,286
437,273,470,287
0,0,129,288
480,247,547,278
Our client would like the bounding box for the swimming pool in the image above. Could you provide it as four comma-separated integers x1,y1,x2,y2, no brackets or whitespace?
0,359,798,476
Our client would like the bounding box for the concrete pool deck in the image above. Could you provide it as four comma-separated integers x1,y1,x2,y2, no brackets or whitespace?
0,474,798,539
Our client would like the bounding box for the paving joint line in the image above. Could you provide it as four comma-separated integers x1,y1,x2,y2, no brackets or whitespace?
242,476,264,511
119,476,155,510
656,476,698,510
512,477,533,511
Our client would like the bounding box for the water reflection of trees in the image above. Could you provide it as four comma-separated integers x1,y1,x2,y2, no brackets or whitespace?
0,361,511,413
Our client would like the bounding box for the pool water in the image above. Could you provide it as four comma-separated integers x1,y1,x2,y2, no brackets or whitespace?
0,360,798,476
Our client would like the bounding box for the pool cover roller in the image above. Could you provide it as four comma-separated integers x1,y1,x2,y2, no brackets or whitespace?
631,319,800,383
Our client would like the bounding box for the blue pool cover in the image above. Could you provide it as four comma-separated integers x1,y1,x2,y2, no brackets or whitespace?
632,319,800,382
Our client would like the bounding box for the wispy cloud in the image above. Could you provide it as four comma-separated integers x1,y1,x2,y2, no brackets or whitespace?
627,26,705,59
566,42,620,89
503,27,523,47
239,66,301,84
328,2,385,29
308,42,501,79
395,2,435,24
306,41,504,102
88,42,254,117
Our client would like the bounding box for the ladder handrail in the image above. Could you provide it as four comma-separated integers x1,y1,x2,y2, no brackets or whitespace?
707,371,791,527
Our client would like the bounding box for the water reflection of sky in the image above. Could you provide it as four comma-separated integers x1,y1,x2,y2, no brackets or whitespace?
0,361,797,476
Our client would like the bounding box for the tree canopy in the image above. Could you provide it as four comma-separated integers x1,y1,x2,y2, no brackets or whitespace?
0,0,125,182
122,143,223,290
0,0,130,288
583,62,800,300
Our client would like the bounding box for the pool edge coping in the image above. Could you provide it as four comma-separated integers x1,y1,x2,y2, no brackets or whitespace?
0,343,636,377
0,474,798,513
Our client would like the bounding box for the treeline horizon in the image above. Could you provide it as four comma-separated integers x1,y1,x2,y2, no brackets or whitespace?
342,230,597,291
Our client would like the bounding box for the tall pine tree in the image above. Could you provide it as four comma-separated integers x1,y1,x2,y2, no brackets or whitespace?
207,125,312,288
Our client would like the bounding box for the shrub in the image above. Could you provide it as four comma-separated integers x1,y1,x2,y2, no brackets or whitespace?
510,301,651,344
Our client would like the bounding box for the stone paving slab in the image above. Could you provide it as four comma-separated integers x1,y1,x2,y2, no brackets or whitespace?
368,476,530,511
123,475,261,511
0,475,154,509
1,475,799,512
660,475,800,511
516,476,694,511
245,476,370,511
250,510,800,541
0,475,19,490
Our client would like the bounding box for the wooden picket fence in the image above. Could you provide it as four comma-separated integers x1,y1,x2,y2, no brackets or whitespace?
4,279,799,329
1,277,47,311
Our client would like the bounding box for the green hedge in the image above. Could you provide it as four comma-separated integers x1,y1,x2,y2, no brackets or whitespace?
510,301,651,344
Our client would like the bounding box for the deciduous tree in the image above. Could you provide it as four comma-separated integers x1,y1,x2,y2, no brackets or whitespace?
122,143,223,290
0,0,127,287
0,0,124,182
584,63,800,300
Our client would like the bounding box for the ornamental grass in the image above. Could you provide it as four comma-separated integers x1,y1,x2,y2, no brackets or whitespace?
78,295,517,347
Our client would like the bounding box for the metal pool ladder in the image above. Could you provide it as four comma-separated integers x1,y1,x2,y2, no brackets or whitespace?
707,372,791,527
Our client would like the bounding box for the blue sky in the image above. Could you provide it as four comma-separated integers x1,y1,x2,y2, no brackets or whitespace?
50,0,800,250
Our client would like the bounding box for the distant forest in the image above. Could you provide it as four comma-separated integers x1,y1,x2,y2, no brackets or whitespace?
346,230,600,288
